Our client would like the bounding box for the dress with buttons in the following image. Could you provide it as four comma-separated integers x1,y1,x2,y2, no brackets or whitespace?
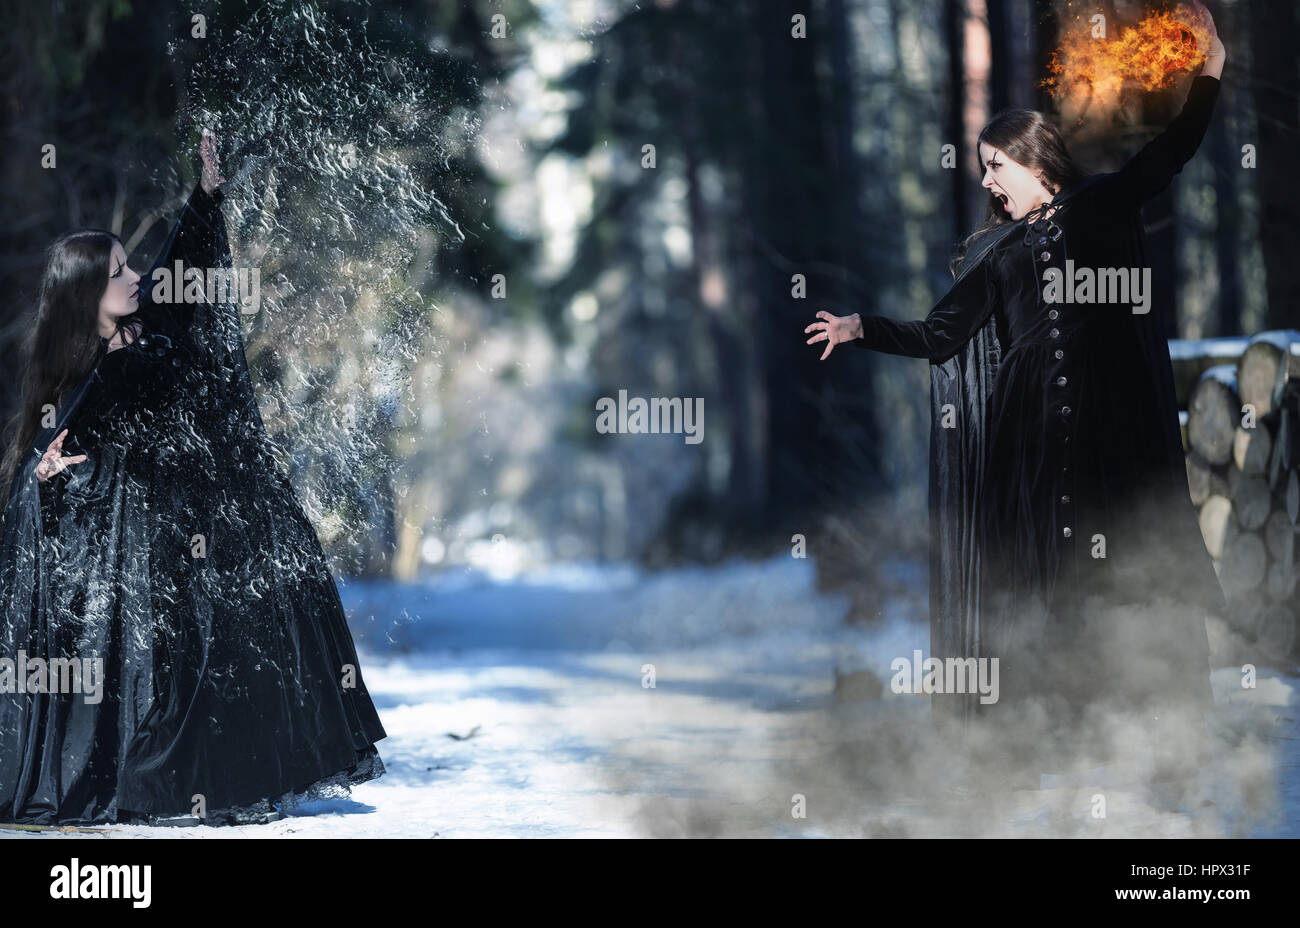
833,74,1230,723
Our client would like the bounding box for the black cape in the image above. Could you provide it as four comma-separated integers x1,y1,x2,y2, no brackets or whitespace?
0,183,387,824
855,75,1228,729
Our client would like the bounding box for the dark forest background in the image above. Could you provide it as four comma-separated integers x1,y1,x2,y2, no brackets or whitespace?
1,0,1295,605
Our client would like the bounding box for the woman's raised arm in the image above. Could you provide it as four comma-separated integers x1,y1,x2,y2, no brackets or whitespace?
137,184,230,313
1101,75,1221,207
1100,13,1225,207
136,129,231,325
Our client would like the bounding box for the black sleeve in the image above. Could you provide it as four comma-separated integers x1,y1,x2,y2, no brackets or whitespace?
1097,75,1221,207
851,256,996,360
36,466,68,538
136,183,230,332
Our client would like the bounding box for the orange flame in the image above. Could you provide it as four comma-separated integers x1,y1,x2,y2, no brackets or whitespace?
1042,4,1213,104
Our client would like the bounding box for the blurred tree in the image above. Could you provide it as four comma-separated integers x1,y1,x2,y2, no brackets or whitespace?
1246,0,1300,332
542,0,890,563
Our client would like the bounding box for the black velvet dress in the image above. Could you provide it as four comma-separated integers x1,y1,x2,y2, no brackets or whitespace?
852,75,1226,730
0,183,387,825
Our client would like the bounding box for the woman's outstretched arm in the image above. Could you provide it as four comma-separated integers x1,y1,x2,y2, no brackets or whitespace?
137,130,230,323
1100,18,1225,207
806,256,997,362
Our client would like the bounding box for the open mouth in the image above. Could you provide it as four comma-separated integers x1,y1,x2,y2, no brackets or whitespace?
994,192,1010,211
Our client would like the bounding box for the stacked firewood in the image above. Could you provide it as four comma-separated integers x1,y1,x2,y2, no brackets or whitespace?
1178,330,1300,664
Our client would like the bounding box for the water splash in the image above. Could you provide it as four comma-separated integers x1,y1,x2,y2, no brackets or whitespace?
181,0,480,574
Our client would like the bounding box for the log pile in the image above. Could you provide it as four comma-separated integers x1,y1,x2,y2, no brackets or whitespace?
1180,330,1300,665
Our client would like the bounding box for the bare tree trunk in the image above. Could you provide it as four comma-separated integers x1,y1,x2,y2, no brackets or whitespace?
944,0,970,240
987,0,1010,114
1032,0,1059,112
742,0,882,520
1247,0,1300,331
1210,106,1241,335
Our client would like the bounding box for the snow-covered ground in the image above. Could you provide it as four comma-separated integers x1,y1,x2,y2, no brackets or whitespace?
5,553,1298,837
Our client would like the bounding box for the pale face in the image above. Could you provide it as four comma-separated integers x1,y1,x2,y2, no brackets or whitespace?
979,143,1054,221
99,240,142,322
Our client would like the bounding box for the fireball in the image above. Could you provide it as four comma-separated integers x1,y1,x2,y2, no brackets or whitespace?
1042,3,1215,104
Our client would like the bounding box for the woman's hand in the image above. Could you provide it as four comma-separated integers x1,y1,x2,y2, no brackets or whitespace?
200,128,226,194
804,310,864,360
34,428,87,483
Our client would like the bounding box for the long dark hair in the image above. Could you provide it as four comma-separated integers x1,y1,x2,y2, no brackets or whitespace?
950,108,1088,276
0,229,118,500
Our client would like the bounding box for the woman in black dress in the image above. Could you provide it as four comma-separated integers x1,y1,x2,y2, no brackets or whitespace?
0,130,387,825
805,17,1228,761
